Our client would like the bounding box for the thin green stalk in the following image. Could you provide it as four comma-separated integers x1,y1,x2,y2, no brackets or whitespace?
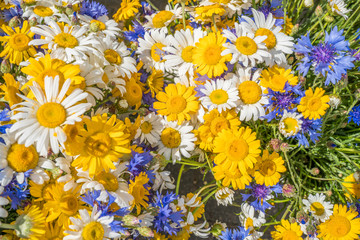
181,2,186,30
175,164,185,195
145,0,159,11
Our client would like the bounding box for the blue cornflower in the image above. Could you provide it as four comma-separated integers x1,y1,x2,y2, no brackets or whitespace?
80,0,108,19
348,105,360,126
141,1,155,16
152,191,183,236
123,20,145,43
242,183,282,212
295,118,322,146
219,227,250,240
258,0,284,26
347,200,360,218
0,108,12,134
127,151,153,177
294,27,355,85
3,2,23,22
1,173,31,210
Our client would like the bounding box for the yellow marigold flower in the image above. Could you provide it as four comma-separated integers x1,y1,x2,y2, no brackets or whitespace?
186,193,205,221
154,83,199,124
271,219,303,240
15,205,46,239
169,225,191,240
113,0,141,22
260,65,298,93
193,32,231,78
213,127,261,175
0,20,36,65
213,164,252,190
281,17,294,35
195,4,226,21
124,115,141,140
146,68,164,98
123,76,145,109
0,73,21,107
0,0,13,10
63,121,84,156
342,173,360,199
318,204,360,240
129,172,150,215
298,87,330,120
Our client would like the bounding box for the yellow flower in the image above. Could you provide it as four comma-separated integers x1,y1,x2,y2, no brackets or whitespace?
63,121,84,156
342,173,360,199
297,87,330,120
146,68,164,98
195,4,226,21
260,65,298,93
271,219,303,240
29,175,54,203
124,115,141,140
0,0,13,10
154,83,199,124
169,225,191,240
129,172,150,215
0,73,21,107
70,114,131,177
113,0,141,22
123,76,145,109
318,204,360,240
213,164,252,190
186,193,204,221
193,32,231,78
16,205,46,240
281,17,294,35
44,222,64,240
213,127,261,175
253,150,286,186
0,20,36,65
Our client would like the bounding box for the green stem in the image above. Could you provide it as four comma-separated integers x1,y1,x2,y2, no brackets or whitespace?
145,0,159,11
181,2,186,30
175,164,185,195
0,223,16,230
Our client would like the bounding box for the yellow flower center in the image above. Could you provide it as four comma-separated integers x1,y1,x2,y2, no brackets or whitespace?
7,143,39,172
60,194,79,216
9,33,30,51
209,89,229,105
204,44,222,65
85,132,112,157
104,49,122,64
167,96,187,114
327,215,351,237
125,81,142,107
310,202,325,216
82,222,104,240
94,171,119,192
245,217,254,230
152,11,174,28
210,0,231,3
238,81,262,104
333,4,340,11
90,20,106,31
235,36,258,55
282,117,299,133
102,73,109,84
227,139,249,161
33,6,54,17
255,28,277,49
259,160,276,177
151,43,166,62
54,33,79,48
217,191,229,200
140,121,153,134
181,46,195,63
307,97,322,111
270,74,287,91
210,116,229,135
282,230,299,240
36,102,66,128
161,128,181,148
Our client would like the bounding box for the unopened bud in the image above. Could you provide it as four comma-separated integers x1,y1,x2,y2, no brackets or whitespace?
131,42,138,51
353,171,360,182
280,142,289,152
1,59,11,73
306,224,317,236
304,0,313,7
329,95,341,109
9,16,20,28
324,15,334,23
29,17,37,27
269,139,281,152
310,168,320,176
295,52,304,60
326,141,336,149
65,7,73,16
315,6,323,16
299,76,306,85
123,215,140,226
50,167,63,179
137,226,154,237
289,217,296,224
211,222,226,237
326,190,332,197
71,15,79,25
119,99,128,109
282,183,296,198
296,211,309,224
291,24,299,35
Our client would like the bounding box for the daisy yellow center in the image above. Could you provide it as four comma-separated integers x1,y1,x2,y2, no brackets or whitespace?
270,74,287,91
310,202,325,216
151,43,166,62
283,117,299,133
7,143,39,172
227,139,249,161
235,36,258,56
33,6,54,17
161,128,181,149
60,194,79,216
307,97,322,111
181,46,195,63
94,171,119,192
245,217,254,230
210,116,229,135
85,132,112,157
255,28,277,49
218,192,229,200
9,33,30,51
238,81,262,104
104,49,122,64
36,102,66,128
152,11,174,28
204,44,222,65
282,230,299,240
259,160,276,177
210,0,231,3
54,33,79,48
327,215,351,237
333,4,340,11
102,73,109,84
209,89,229,105
90,20,106,31
167,96,187,114
82,222,104,240
140,121,153,134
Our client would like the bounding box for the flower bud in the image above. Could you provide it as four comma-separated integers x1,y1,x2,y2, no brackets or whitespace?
137,226,154,237
9,16,20,28
295,52,304,61
296,211,309,224
328,95,341,109
269,139,281,152
211,222,226,237
353,171,360,182
1,59,11,74
291,24,299,36
123,215,140,226
14,215,33,238
282,183,296,198
289,217,296,224
304,0,313,8
119,99,128,109
315,6,323,16
65,7,73,16
326,141,336,149
310,168,320,176
29,17,37,27
50,167,63,179
280,142,289,152
324,15,334,23
326,190,332,197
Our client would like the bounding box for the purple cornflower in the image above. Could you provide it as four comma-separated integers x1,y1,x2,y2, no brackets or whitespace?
1,172,31,210
3,1,23,22
295,118,323,146
242,183,282,212
219,227,250,240
123,20,145,43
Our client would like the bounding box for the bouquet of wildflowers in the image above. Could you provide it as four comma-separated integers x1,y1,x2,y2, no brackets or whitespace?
0,0,359,239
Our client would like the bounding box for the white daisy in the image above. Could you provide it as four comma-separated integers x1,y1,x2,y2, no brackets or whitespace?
241,9,294,66
222,22,270,67
158,120,196,163
135,112,163,146
239,203,266,240
55,155,79,191
65,205,120,240
0,187,9,218
79,15,120,39
144,4,182,29
22,1,60,25
78,63,104,106
200,79,239,113
233,67,268,121
329,0,351,19
170,193,203,225
215,187,234,206
164,28,206,78
278,111,303,137
138,28,169,72
29,20,98,63
10,76,91,156
303,193,333,222
0,130,55,186
151,163,175,192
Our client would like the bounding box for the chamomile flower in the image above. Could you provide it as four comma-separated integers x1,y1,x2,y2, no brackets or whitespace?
79,15,120,39
10,76,90,156
241,9,294,65
303,193,333,222
215,187,235,206
135,112,163,146
158,120,196,162
144,4,182,29
0,187,9,217
200,79,239,113
22,1,59,25
222,22,270,66
279,111,303,137
329,0,351,19
239,203,266,239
